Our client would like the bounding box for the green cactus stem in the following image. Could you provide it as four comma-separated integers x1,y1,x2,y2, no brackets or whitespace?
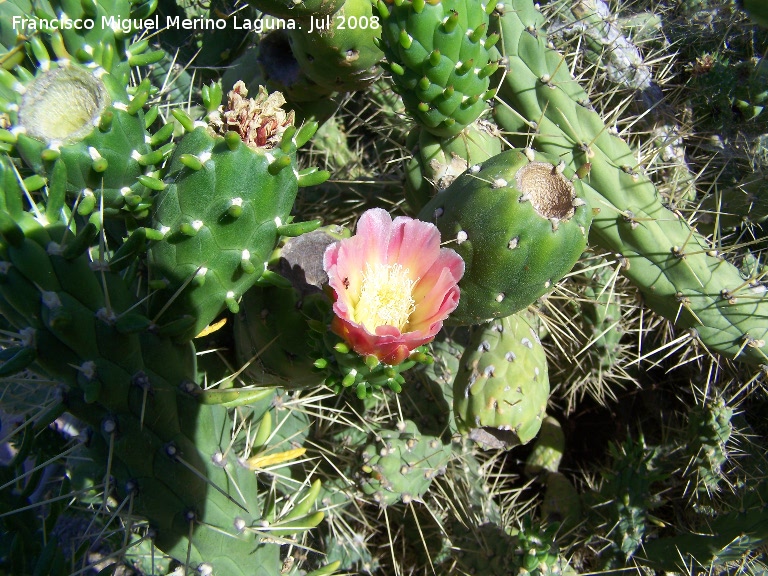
490,0,768,365
148,83,327,341
375,0,498,137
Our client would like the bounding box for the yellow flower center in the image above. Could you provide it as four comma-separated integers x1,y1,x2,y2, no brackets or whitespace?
353,263,416,332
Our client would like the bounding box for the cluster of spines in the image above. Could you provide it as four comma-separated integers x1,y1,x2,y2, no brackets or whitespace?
2,0,163,80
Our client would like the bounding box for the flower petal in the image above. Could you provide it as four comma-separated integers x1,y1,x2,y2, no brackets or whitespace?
386,216,442,280
323,208,465,365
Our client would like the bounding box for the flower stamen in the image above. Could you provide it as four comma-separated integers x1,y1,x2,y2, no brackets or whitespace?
354,263,416,332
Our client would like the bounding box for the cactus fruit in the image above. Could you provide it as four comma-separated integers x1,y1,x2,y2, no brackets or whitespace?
419,149,592,325
4,60,171,220
148,83,326,341
375,0,498,137
287,0,384,92
490,0,768,364
453,312,549,448
358,419,452,506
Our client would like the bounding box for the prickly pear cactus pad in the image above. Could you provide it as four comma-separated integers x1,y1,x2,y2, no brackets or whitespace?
148,83,312,341
0,216,312,574
323,207,464,366
454,312,549,448
419,149,592,325
376,0,499,137
358,420,452,506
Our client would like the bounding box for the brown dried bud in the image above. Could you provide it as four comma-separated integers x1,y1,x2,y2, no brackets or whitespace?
208,82,295,150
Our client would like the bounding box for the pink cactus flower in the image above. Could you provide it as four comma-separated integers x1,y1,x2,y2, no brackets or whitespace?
323,208,465,366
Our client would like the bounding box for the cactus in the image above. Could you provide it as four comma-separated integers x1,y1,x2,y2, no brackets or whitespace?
234,227,348,388
287,0,384,92
375,0,498,138
1,0,767,573
0,212,323,573
1,0,161,81
419,149,592,325
147,82,326,341
586,435,665,567
453,312,550,448
2,58,171,221
490,0,768,365
638,477,768,572
404,119,502,214
358,419,452,506
247,0,344,18
684,398,733,495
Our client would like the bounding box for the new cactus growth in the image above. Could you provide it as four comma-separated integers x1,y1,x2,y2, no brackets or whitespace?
453,312,549,448
419,149,592,325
